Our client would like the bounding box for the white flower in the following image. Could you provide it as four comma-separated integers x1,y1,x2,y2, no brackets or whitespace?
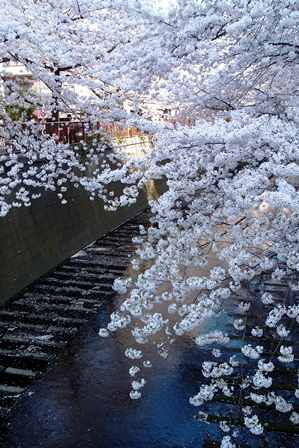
189,385,216,407
242,406,252,416
286,305,299,319
276,324,290,338
220,436,236,448
250,393,265,404
168,304,177,314
266,306,285,327
195,330,229,346
278,346,294,363
125,348,143,360
233,319,245,331
257,359,274,372
261,292,274,305
244,415,264,435
212,348,222,358
274,395,293,413
131,378,146,390
238,301,251,313
113,278,130,294
220,421,230,433
98,328,109,338
210,267,226,281
216,379,233,397
202,361,233,378
229,355,240,367
129,366,140,377
290,412,299,425
241,344,263,359
252,371,272,389
240,378,251,390
196,411,208,422
251,327,263,337
129,390,141,400
189,394,204,407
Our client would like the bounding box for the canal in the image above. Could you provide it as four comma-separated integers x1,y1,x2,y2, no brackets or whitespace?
1,275,298,448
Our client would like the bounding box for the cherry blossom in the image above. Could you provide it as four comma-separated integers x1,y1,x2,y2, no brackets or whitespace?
0,1,298,445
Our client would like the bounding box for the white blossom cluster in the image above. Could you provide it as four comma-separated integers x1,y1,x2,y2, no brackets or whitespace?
0,0,298,445
195,330,229,347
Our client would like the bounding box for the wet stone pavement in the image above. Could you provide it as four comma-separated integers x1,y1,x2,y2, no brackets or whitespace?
0,213,298,447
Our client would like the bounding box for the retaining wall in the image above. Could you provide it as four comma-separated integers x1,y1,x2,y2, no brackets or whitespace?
0,186,147,304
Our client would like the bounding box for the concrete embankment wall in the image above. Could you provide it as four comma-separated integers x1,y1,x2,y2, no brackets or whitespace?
0,186,147,304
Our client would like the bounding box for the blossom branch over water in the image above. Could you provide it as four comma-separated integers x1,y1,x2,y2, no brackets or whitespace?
0,0,298,444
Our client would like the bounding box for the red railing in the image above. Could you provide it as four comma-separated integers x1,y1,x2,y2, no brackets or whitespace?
44,120,86,144
43,120,145,144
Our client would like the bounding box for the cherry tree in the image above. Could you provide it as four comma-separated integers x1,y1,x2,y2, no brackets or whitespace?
0,0,298,445
0,0,159,215
101,1,299,444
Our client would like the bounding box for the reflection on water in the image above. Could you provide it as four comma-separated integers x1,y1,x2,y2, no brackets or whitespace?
0,294,222,448
1,284,298,448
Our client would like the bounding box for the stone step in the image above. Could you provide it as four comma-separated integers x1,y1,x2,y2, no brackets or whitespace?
66,259,128,270
56,264,125,276
0,334,66,352
0,349,52,371
11,300,97,319
0,310,87,328
0,367,37,387
0,389,18,407
23,292,102,307
0,211,144,423
39,276,114,289
35,278,97,290
33,283,113,297
0,384,24,395
0,320,78,336
32,285,87,297
50,271,115,284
